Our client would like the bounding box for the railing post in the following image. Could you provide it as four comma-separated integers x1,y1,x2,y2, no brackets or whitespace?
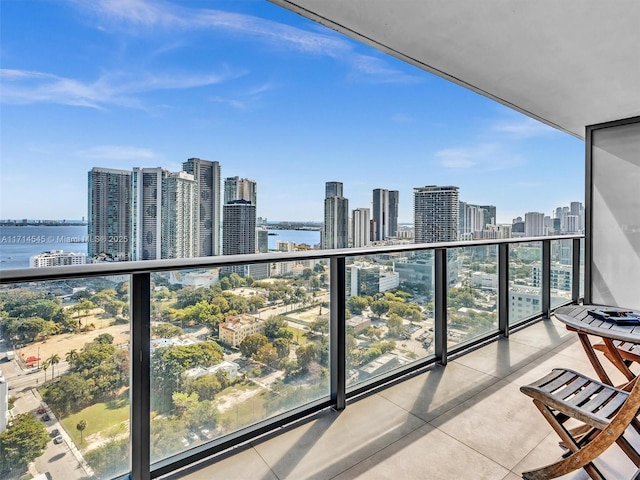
434,248,448,366
131,272,151,480
572,238,581,303
498,243,509,337
542,240,551,319
330,257,346,410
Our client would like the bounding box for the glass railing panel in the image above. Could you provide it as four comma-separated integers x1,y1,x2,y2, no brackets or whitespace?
345,251,435,389
550,239,574,308
509,242,542,323
0,276,131,480
148,261,330,463
446,246,498,348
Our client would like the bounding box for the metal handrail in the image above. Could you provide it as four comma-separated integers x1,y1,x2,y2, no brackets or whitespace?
0,234,583,283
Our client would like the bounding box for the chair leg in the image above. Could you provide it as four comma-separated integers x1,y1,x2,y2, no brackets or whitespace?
530,400,605,480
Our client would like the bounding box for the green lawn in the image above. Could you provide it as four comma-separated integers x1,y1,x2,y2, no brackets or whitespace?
60,393,129,449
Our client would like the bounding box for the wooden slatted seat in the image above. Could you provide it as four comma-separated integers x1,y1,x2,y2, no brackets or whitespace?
520,368,640,479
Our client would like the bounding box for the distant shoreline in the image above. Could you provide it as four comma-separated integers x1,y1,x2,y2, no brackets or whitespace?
1,221,87,227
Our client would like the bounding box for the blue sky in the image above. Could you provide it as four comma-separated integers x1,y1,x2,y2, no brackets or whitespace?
0,0,584,224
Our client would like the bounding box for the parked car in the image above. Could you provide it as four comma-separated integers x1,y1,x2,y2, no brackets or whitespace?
50,428,60,437
53,436,64,445
181,437,190,448
41,414,50,422
199,429,212,440
188,432,199,442
36,406,46,414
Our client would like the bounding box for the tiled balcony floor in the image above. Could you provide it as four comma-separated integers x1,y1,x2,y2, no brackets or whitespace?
169,317,639,480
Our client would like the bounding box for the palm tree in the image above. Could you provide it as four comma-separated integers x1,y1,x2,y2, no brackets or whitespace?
48,353,60,379
65,349,79,367
42,359,50,382
76,419,87,444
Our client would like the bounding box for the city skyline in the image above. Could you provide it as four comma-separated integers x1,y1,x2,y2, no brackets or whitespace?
1,1,584,224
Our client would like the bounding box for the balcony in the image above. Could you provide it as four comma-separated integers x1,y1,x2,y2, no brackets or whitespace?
1,235,605,480
170,315,637,480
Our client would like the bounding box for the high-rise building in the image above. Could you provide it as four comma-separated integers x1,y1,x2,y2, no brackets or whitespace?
88,167,131,261
132,167,167,261
323,181,349,249
183,158,221,257
224,176,257,206
413,185,459,243
162,171,197,259
352,208,371,248
372,188,399,241
325,181,343,198
459,202,497,239
256,227,269,253
524,212,546,237
223,199,256,275
389,190,399,239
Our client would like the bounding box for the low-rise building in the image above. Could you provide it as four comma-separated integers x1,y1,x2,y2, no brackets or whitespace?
30,249,86,267
346,315,371,333
219,314,265,347
184,360,240,381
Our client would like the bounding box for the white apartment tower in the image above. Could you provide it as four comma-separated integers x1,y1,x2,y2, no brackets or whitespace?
352,208,371,248
132,167,167,261
323,181,349,249
413,185,459,243
182,158,221,257
88,167,131,261
162,171,197,259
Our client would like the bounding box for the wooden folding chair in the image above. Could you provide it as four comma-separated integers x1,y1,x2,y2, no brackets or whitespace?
520,368,640,479
593,339,640,382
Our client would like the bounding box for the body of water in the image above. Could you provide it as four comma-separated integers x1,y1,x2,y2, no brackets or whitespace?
0,226,320,270
267,229,320,250
0,225,88,269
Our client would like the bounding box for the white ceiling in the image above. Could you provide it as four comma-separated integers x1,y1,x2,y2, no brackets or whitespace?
271,0,640,139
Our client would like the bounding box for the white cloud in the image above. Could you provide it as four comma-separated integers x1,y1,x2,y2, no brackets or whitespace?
76,1,417,84
435,144,525,171
349,55,422,84
0,68,240,109
492,116,558,139
77,0,350,57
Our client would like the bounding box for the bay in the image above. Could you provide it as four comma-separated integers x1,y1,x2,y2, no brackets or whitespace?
0,225,88,269
0,225,320,270
267,229,320,249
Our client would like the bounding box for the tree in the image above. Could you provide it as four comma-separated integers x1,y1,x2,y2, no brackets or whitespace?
255,343,279,366
77,419,87,444
48,353,60,379
386,314,405,337
308,317,329,340
347,296,368,315
152,324,184,338
296,342,319,371
239,334,269,359
0,413,50,474
42,359,50,382
263,316,288,340
65,349,79,367
371,300,390,319
273,338,290,359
